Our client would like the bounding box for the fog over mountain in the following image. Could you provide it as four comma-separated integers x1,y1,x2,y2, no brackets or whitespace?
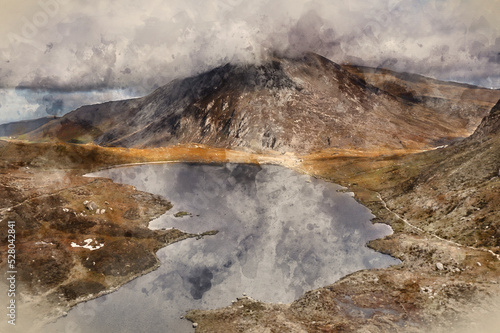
1,0,500,122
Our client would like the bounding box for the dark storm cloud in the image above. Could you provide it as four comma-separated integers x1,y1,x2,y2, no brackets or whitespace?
39,95,63,115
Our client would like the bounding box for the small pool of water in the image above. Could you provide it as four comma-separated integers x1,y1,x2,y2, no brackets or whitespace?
46,163,399,332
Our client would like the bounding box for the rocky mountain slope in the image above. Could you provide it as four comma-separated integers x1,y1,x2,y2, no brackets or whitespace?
28,53,492,153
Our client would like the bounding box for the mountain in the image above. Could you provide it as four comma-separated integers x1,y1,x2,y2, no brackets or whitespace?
28,53,493,153
0,116,59,137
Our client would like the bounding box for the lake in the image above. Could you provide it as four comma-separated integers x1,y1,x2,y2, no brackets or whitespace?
46,163,399,332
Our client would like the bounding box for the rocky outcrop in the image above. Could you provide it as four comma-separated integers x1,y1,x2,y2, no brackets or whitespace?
469,99,500,140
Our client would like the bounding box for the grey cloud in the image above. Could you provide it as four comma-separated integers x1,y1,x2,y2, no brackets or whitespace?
40,95,64,115
2,0,500,98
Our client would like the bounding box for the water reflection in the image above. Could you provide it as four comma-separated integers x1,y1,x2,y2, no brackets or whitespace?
46,163,399,333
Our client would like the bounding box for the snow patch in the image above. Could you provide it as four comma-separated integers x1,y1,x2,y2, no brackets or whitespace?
71,238,104,250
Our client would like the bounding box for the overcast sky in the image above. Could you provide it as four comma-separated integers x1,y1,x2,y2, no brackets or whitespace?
1,0,500,123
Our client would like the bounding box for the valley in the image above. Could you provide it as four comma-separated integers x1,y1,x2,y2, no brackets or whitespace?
1,54,500,332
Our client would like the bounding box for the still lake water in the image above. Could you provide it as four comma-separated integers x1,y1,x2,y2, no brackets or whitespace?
46,163,399,332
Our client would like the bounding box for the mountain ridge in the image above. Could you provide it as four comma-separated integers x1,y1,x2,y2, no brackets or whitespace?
344,64,500,134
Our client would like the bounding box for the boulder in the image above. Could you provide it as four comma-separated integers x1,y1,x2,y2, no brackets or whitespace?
84,201,98,211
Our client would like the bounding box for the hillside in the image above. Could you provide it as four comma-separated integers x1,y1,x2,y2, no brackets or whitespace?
383,100,500,252
344,65,500,134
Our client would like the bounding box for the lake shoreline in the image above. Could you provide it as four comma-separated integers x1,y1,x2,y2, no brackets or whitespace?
44,162,399,332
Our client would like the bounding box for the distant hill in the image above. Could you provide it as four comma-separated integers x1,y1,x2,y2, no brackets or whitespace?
0,116,59,137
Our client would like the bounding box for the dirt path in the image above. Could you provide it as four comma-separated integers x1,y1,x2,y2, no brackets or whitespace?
376,192,500,261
